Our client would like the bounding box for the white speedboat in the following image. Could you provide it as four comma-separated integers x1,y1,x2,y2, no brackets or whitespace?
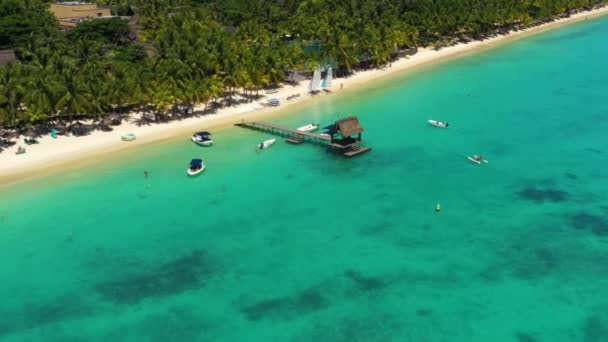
467,155,488,164
428,120,449,128
187,158,206,176
257,138,276,150
191,131,213,146
296,123,320,132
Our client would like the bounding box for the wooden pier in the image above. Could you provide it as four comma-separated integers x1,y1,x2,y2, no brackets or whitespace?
235,117,371,157
235,120,330,145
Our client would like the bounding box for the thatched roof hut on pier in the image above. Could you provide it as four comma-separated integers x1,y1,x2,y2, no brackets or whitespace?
323,116,371,157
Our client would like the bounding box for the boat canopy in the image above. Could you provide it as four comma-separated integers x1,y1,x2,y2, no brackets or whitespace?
190,159,203,167
322,123,337,135
195,131,211,136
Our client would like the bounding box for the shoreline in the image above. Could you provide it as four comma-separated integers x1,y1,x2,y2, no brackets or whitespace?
1,6,608,187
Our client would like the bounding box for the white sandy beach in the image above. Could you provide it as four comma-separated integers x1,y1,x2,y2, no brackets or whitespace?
1,5,607,185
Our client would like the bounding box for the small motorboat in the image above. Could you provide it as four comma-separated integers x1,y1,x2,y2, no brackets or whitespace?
121,133,136,141
187,158,206,176
267,98,280,107
296,123,320,132
191,131,213,146
467,155,488,164
428,120,449,128
265,89,279,94
257,138,276,150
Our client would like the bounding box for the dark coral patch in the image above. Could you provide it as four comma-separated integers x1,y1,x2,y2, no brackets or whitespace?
517,186,569,203
584,148,603,154
564,172,579,180
511,247,560,280
416,308,432,317
515,331,540,342
570,212,608,236
96,249,215,304
344,270,386,292
583,314,608,342
241,287,327,321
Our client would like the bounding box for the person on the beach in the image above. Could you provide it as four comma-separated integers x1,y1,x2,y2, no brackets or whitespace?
340,83,343,90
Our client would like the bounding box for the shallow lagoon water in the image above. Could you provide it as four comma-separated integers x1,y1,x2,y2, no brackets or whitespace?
1,17,608,341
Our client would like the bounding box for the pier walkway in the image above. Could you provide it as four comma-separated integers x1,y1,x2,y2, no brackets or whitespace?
235,119,371,157
235,121,330,145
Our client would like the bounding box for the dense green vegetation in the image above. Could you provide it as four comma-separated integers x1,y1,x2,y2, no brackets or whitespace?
0,0,606,131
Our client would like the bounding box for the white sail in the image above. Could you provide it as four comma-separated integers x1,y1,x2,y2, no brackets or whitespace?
309,69,322,92
324,67,333,88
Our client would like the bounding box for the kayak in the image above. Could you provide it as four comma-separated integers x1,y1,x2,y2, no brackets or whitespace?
467,155,488,164
428,120,449,128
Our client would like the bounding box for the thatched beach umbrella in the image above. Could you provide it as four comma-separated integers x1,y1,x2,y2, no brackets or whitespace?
100,123,113,132
24,129,37,138
102,117,113,126
70,122,89,136
1,130,18,139
54,123,67,134
108,113,122,126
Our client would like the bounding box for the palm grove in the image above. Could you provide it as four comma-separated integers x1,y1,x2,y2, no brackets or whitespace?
0,0,605,130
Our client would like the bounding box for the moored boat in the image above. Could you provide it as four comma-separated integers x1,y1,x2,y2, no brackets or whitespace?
257,138,276,150
191,131,213,146
428,120,449,128
121,133,136,141
187,158,206,176
296,123,320,132
467,155,488,164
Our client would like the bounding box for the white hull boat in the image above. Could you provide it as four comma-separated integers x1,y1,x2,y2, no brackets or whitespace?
296,124,319,132
428,120,449,128
467,155,488,164
187,158,206,176
257,138,276,150
191,136,213,146
187,165,206,176
192,131,213,146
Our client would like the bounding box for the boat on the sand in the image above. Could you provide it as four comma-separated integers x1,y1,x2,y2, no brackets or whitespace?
121,133,136,141
267,98,280,107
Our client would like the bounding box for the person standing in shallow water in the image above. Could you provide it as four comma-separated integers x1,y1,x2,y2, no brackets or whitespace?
144,171,149,178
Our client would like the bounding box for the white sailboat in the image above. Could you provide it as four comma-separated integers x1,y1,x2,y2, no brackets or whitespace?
309,69,322,93
322,67,333,89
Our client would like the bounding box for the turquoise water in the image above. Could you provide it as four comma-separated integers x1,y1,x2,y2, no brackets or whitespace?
2,17,608,341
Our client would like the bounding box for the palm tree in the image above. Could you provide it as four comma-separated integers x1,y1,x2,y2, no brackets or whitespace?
56,63,92,123
0,63,25,128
